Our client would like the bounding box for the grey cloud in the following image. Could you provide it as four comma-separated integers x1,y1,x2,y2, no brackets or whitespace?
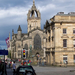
0,0,75,49
0,0,27,8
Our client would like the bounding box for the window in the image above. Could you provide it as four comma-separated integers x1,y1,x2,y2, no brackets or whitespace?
24,44,28,50
63,55,68,63
34,34,41,49
46,31,47,34
63,28,66,34
52,36,54,41
49,36,50,42
18,50,21,55
46,38,47,42
73,39,75,47
73,29,75,34
74,55,75,63
30,25,31,30
63,39,67,47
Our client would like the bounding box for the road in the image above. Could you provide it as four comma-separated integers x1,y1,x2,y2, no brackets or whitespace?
0,63,75,75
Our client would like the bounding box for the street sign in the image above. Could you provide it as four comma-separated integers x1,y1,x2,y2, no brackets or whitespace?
0,50,8,55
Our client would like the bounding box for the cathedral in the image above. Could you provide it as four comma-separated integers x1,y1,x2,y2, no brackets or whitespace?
10,0,46,60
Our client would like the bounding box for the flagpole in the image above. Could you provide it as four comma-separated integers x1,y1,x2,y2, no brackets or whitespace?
4,49,5,75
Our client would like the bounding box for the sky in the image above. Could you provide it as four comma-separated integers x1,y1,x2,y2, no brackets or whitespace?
0,0,75,49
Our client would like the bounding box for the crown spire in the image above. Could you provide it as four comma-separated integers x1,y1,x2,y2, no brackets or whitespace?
33,0,35,6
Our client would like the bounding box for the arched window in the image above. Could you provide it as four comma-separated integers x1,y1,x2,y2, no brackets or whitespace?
30,25,31,30
30,10,38,17
34,34,41,49
24,44,28,50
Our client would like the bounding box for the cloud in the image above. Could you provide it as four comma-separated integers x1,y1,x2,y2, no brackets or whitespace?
0,0,75,49
38,3,56,12
0,7,29,26
0,7,28,18
0,40,6,45
0,40,7,49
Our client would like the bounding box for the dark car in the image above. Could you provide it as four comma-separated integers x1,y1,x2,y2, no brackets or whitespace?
15,65,36,75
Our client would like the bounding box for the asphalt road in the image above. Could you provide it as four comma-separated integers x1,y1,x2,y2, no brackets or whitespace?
0,66,75,75
0,62,75,75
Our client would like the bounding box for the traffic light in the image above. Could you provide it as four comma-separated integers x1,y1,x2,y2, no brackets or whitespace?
23,50,25,57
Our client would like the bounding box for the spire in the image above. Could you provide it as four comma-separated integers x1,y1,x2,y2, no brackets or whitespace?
33,0,35,6
12,29,14,35
17,25,22,31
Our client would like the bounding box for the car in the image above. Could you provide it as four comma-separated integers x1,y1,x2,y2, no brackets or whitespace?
15,65,36,75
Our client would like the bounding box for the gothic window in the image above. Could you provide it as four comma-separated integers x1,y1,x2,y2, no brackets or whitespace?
24,44,28,50
34,34,41,49
30,25,31,30
49,36,50,42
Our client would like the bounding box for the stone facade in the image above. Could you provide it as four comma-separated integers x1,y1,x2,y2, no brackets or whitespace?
44,12,75,65
10,0,46,60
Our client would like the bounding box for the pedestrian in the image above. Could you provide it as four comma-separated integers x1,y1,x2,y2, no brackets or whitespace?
28,62,30,66
12,61,16,75
60,61,62,67
65,61,68,67
1,61,7,75
10,61,12,68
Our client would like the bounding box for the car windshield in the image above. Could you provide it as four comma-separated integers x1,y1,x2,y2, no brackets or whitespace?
19,67,33,72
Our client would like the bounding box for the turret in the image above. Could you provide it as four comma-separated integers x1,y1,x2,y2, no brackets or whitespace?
17,25,22,40
12,29,14,36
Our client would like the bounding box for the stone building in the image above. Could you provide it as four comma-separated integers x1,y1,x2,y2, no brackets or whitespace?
10,0,46,60
44,12,75,65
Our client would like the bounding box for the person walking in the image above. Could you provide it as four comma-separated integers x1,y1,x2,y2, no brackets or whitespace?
1,61,7,75
65,61,68,67
12,61,16,75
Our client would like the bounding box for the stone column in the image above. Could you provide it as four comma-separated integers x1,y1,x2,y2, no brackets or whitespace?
48,54,50,64
46,53,48,63
49,52,51,64
44,48,46,57
50,52,53,65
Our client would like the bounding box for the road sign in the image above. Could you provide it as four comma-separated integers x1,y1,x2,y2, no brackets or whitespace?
0,50,8,55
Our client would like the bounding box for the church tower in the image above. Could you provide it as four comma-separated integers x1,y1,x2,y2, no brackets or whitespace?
27,0,41,33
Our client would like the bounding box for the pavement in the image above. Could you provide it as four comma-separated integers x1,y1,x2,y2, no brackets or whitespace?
0,63,75,75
